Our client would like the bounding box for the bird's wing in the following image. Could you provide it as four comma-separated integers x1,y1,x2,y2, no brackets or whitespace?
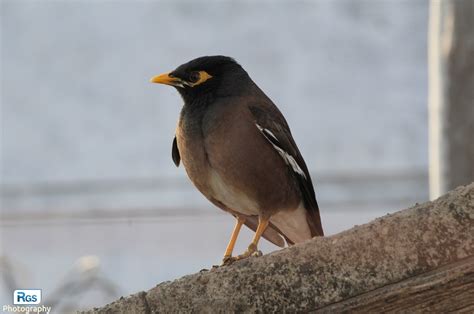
248,104,324,237
172,136,180,167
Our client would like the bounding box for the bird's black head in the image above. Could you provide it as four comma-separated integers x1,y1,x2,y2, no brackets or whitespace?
150,56,249,104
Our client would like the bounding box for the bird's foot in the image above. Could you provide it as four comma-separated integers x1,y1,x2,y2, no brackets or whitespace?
235,243,262,260
219,244,263,266
220,255,237,266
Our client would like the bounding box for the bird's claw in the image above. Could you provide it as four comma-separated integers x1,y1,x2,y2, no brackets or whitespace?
221,255,236,266
251,250,263,257
220,244,263,266
234,243,262,260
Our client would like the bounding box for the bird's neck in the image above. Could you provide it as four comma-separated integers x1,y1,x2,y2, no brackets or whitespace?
178,93,213,133
182,92,214,110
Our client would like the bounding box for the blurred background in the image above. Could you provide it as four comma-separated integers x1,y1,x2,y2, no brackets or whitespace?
1,0,472,312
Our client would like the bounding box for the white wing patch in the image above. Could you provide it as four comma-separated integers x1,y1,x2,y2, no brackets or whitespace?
255,123,307,180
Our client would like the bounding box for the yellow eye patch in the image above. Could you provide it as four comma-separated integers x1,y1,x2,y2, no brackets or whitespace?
189,71,213,87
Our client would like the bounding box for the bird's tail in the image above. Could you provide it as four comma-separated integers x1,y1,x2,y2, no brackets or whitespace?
306,203,324,237
297,174,324,237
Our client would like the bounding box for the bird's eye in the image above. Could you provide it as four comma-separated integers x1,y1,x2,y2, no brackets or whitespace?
189,72,201,83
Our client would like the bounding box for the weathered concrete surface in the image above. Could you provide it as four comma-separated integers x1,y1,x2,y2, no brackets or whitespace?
318,255,474,313
85,183,474,313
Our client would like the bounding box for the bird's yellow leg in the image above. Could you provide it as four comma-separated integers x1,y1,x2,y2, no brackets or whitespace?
221,216,246,265
236,216,269,260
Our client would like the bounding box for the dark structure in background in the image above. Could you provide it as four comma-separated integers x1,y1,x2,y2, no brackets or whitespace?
429,0,474,199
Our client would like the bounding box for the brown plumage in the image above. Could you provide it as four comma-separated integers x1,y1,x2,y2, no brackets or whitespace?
151,56,323,265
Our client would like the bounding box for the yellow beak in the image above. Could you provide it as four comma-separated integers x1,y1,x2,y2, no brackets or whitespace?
150,72,181,86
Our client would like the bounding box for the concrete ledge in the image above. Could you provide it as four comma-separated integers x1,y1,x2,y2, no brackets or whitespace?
84,183,474,313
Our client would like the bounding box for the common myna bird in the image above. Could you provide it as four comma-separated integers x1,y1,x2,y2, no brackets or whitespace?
150,56,323,265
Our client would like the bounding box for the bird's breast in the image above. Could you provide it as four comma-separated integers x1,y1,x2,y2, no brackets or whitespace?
175,111,211,196
176,102,261,215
